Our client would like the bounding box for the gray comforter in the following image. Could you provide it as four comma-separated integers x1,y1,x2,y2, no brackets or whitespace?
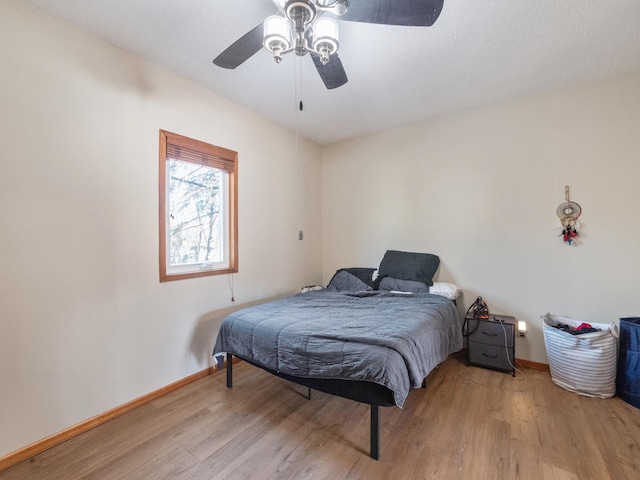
213,290,462,407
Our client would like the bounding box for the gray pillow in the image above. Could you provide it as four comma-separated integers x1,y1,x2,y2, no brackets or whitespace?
378,250,440,287
378,277,429,293
326,270,373,292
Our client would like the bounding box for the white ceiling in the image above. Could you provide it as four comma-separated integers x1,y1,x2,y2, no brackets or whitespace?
25,0,640,145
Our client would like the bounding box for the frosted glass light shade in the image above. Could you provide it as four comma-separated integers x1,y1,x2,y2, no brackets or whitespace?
263,15,291,51
312,17,338,53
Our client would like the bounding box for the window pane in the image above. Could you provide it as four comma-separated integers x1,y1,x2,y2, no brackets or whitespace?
168,158,224,267
159,129,237,282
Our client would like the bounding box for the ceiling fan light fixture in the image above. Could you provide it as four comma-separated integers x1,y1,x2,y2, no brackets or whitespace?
263,15,292,63
312,17,339,64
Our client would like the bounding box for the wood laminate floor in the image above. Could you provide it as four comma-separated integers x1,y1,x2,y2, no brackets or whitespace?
2,353,639,479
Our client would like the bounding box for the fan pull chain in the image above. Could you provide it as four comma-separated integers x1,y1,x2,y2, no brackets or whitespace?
294,54,301,137
294,54,304,240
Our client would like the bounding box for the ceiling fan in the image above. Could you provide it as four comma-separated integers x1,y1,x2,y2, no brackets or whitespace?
213,0,444,89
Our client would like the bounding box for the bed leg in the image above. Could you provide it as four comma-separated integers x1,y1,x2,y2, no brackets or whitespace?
422,378,427,389
226,353,233,389
307,387,312,400
370,405,380,461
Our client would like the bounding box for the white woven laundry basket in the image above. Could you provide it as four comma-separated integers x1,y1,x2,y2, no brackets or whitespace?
542,313,618,398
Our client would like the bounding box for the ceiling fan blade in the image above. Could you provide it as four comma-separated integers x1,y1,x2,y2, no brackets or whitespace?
312,54,348,90
213,23,264,69
338,0,444,26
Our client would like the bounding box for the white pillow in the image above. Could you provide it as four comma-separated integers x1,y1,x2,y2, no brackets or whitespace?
429,282,461,300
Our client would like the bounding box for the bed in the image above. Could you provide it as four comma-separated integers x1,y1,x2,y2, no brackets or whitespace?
212,251,463,460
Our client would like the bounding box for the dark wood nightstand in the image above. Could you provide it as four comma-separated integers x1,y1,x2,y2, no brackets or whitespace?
466,315,516,376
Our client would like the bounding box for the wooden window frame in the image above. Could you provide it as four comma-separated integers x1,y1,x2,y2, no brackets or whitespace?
159,130,238,282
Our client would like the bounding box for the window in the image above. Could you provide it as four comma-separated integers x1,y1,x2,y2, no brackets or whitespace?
159,130,238,282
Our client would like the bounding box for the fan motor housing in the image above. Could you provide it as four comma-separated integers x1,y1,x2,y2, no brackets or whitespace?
285,1,317,30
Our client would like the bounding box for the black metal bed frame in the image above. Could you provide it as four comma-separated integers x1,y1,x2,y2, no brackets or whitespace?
225,352,405,460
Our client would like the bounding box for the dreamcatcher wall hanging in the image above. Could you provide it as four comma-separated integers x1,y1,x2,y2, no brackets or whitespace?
556,186,581,245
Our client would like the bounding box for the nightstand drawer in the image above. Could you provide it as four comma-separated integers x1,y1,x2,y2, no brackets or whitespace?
466,314,516,376
467,318,514,347
468,342,514,372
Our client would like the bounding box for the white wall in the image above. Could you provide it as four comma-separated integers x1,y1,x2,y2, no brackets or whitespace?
322,72,640,364
0,1,322,457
